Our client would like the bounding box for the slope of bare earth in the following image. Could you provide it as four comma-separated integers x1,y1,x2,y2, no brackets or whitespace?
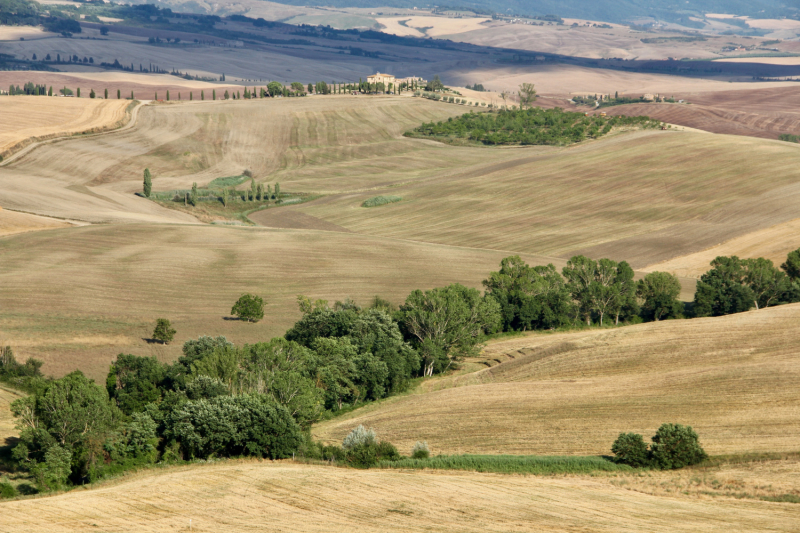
0,223,563,380
2,460,798,533
314,303,800,456
0,96,131,157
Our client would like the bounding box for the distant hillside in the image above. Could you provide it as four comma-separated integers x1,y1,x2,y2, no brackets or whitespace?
264,0,793,26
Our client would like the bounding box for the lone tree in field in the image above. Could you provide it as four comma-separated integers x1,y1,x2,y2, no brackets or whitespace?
152,318,176,344
104,88,108,99
231,294,265,322
117,89,120,99
143,168,152,197
519,83,537,109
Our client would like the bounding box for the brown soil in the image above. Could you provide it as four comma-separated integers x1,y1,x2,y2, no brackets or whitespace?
249,206,351,232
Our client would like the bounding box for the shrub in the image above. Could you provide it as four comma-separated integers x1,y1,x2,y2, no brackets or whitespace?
342,425,376,450
611,432,649,467
0,482,17,499
649,423,707,469
411,441,430,459
361,195,401,208
152,318,176,344
231,294,265,322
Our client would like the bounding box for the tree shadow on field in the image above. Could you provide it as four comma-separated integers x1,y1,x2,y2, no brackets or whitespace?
142,337,167,344
222,316,240,321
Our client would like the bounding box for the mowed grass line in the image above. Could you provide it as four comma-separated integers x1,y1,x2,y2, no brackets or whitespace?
2,461,798,533
382,454,632,474
314,303,800,456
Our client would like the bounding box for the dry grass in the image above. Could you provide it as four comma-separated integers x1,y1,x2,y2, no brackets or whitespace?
0,209,72,237
1,460,798,532
0,96,130,157
0,223,561,380
0,385,24,444
314,303,800,456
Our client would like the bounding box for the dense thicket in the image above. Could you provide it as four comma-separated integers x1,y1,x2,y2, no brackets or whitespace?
406,108,662,146
612,424,708,469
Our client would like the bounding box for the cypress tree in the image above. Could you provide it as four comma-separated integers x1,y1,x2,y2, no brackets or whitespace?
48,86,52,96
201,90,204,100
143,168,152,198
117,89,120,99
257,183,264,201
166,90,170,101
131,90,134,99
274,182,280,198
250,179,257,201
155,91,157,100
212,89,216,100
104,88,108,99
222,187,228,207
190,182,198,206
77,88,81,97
267,184,272,199
190,92,193,101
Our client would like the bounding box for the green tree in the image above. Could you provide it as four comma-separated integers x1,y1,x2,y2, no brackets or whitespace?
250,179,257,202
166,90,170,101
268,81,284,96
693,256,755,317
152,318,176,344
274,182,280,198
231,294,265,322
33,445,72,490
400,284,501,376
257,183,264,201
611,432,649,467
649,423,707,470
142,168,152,198
106,354,166,415
743,257,789,309
426,75,444,92
307,82,313,94
519,82,537,109
212,89,215,100
117,88,120,99
637,272,682,321
781,248,800,281
190,182,198,206
77,87,81,98
562,255,598,324
222,187,228,207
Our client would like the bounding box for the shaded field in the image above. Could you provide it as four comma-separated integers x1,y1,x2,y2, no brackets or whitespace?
1,460,798,532
314,303,800,456
0,209,72,237
0,223,563,380
0,95,130,158
0,386,24,444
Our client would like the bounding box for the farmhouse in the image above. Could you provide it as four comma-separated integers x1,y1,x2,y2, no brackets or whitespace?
367,72,396,86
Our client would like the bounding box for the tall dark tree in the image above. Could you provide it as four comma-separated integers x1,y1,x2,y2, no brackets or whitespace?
143,168,152,197
693,256,754,317
637,272,682,321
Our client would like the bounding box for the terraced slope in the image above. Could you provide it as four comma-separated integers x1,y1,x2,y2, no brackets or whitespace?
314,303,800,456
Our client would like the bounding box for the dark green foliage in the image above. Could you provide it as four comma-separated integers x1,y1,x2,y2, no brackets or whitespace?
0,482,17,499
637,271,683,321
411,441,430,459
143,168,152,197
106,354,166,416
164,394,301,459
781,248,800,281
407,108,661,146
151,318,175,344
611,433,650,467
779,134,800,144
649,423,708,470
483,256,574,331
361,195,401,207
399,284,501,376
693,256,756,317
346,440,400,468
231,294,265,322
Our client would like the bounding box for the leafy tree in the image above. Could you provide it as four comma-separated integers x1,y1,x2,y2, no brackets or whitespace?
637,272,682,321
152,318,176,344
231,294,265,322
412,441,430,459
425,75,444,92
518,82,537,109
100,26,109,35
744,257,789,309
250,179,257,202
399,284,501,376
106,354,166,415
268,81,284,96
164,394,301,459
562,255,598,324
693,256,755,317
611,432,649,467
781,248,800,281
483,256,573,331
307,82,313,94
33,445,72,490
649,423,707,469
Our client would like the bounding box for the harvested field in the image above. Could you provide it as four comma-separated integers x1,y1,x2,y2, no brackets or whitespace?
376,15,494,39
0,223,562,380
2,460,798,532
0,209,72,237
314,303,800,456
0,96,131,158
643,217,800,278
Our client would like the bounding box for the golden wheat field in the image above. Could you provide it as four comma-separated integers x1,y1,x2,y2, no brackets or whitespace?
314,303,800,456
2,460,798,533
0,96,131,158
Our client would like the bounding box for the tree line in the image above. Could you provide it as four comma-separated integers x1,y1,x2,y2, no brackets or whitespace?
4,249,800,491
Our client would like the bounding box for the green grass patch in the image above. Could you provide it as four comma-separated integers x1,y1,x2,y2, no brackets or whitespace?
381,454,633,474
761,494,800,504
362,195,402,208
207,175,249,188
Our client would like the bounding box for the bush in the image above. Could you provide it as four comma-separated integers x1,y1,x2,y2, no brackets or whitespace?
342,425,376,450
411,441,430,459
649,423,707,469
611,433,649,467
0,482,17,499
231,294,265,322
361,195,401,208
152,318,176,344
